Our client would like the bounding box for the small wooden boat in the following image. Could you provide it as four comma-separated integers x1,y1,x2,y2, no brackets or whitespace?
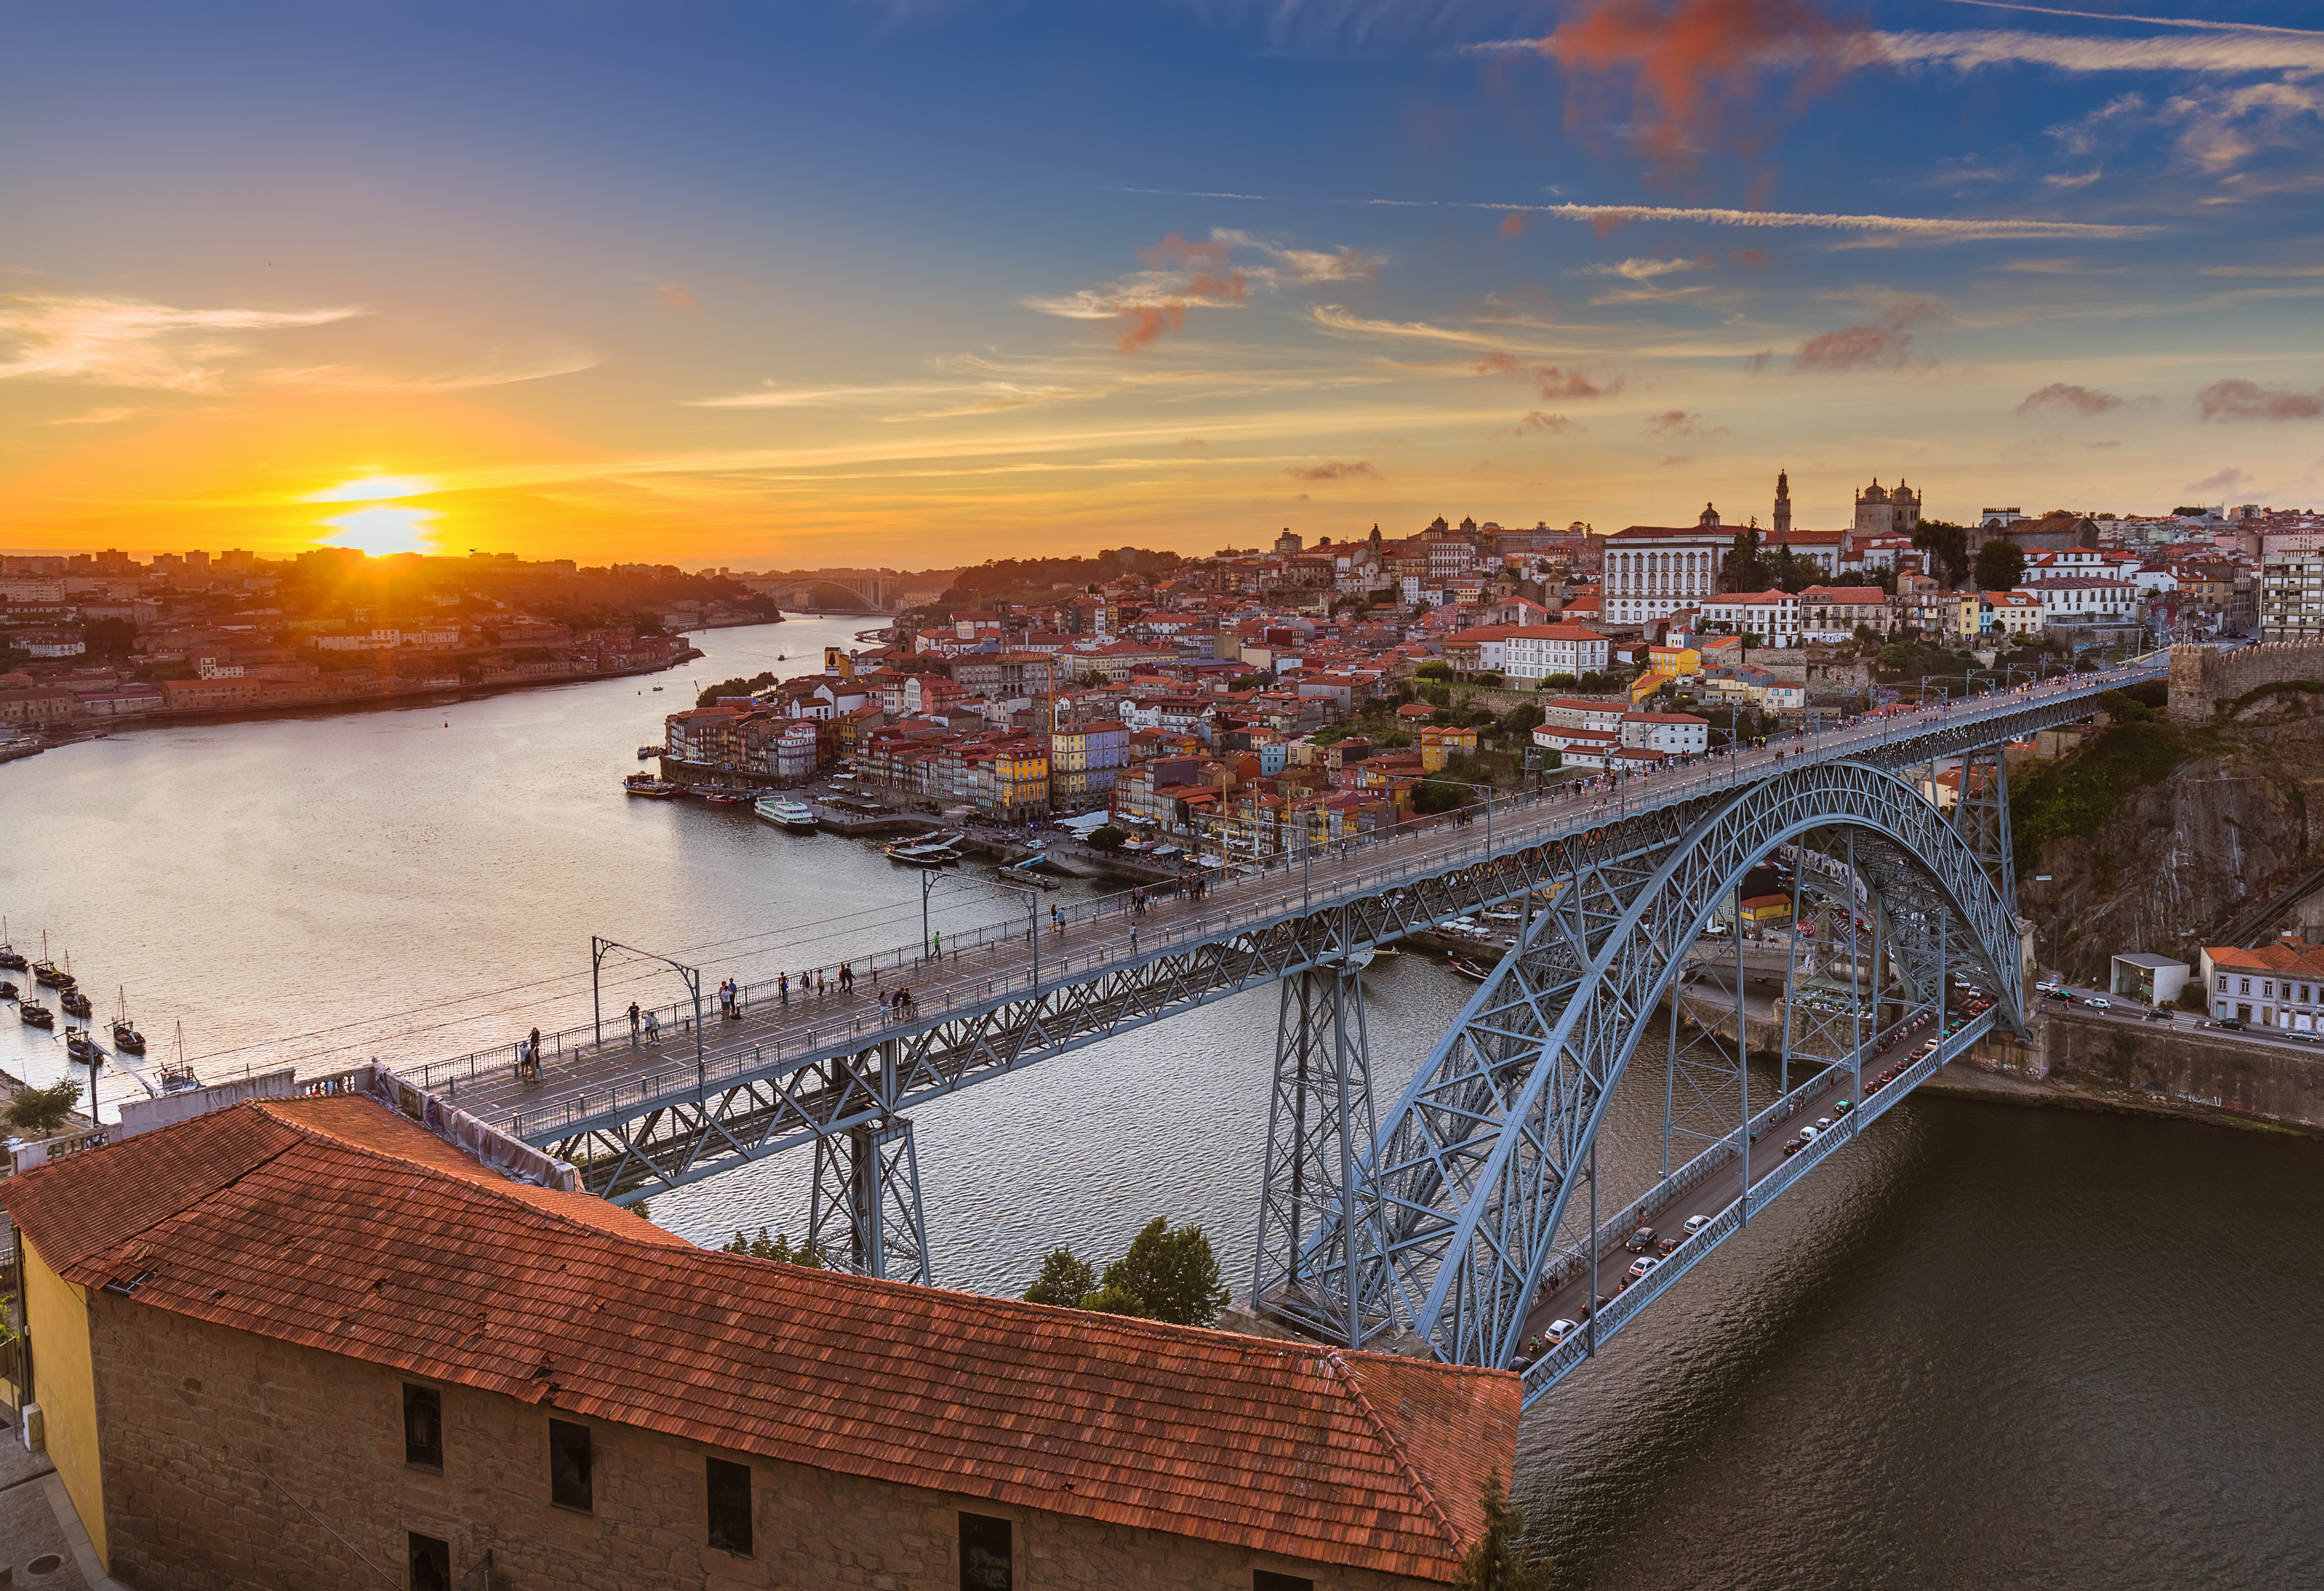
0,980,16,1001
1448,956,1493,981
19,999,54,1027
61,987,93,1018
65,1031,103,1065
0,917,24,971
112,988,147,1054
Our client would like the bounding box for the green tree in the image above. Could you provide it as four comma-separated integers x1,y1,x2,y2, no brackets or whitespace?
1086,824,1126,854
1022,1246,1097,1307
1722,527,1769,592
1499,701,1544,736
1414,661,1454,681
696,671,777,709
1913,519,1973,586
1076,1282,1152,1318
1455,1471,1554,1591
1973,537,2028,593
5,1078,82,1137
720,1226,824,1267
1097,1217,1229,1327
82,617,139,658
1230,674,1269,690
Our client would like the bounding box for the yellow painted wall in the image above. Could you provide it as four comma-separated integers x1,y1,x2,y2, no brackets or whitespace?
23,1235,107,1569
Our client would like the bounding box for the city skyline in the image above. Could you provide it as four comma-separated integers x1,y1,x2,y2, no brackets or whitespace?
2,0,2319,564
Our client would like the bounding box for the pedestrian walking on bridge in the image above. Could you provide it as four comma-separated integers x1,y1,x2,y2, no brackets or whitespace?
627,1002,641,1044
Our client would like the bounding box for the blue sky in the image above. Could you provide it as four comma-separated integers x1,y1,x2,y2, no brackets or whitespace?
1,0,2318,562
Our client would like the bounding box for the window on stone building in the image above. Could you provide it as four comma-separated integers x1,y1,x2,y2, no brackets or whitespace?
408,1532,451,1591
959,1512,1012,1591
548,1420,593,1512
1254,1574,1315,1591
403,1385,443,1470
706,1458,752,1556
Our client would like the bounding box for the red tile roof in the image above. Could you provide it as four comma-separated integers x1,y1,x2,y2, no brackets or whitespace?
2,1097,1516,1582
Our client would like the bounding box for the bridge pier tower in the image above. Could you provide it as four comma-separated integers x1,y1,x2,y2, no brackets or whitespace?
1251,950,1385,1348
808,1116,931,1285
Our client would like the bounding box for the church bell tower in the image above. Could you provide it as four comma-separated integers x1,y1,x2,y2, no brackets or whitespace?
1773,469,1792,547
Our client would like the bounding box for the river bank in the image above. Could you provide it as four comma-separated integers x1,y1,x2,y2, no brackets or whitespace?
4,647,702,747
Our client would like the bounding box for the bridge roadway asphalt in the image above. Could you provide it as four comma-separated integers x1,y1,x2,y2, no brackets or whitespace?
1514,989,1997,1361
440,661,2156,1139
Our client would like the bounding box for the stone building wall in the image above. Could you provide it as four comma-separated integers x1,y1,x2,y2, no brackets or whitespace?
88,1297,1433,1591
2167,641,2324,725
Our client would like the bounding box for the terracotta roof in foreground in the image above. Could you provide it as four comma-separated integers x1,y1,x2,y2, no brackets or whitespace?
2,1096,1517,1584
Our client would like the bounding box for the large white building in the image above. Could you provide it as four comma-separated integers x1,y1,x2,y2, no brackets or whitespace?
1700,588,1801,645
1502,623,1612,681
1603,511,1730,628
2022,576,2139,625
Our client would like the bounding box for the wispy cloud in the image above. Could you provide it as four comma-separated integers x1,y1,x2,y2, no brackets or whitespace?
1123,185,2154,241
1576,256,1707,282
256,352,598,392
1875,28,2324,76
48,405,148,426
1517,411,1579,435
2196,378,2324,422
0,293,361,391
1793,302,1942,371
2018,381,2126,415
1643,408,1725,438
1311,305,1509,349
1284,459,1378,481
1475,349,1614,399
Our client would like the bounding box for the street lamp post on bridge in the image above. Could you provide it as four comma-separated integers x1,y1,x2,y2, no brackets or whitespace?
591,935,707,1099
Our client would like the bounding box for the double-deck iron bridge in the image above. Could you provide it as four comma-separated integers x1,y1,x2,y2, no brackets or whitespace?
402,655,2167,1406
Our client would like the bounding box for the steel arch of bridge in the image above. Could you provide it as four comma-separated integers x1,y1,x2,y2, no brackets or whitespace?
1354,759,2024,1371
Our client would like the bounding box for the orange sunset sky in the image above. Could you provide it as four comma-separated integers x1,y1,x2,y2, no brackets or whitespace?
4,1,2319,568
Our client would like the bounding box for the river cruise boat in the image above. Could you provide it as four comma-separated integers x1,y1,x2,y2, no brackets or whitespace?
637,744,666,760
754,796,820,832
624,773,682,798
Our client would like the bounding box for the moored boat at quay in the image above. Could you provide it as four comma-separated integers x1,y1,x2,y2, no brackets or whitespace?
884,832,962,866
754,796,820,832
624,772,682,798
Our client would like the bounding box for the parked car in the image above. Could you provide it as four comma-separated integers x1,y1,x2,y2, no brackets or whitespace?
2220,1018,2246,1031
1625,1227,1656,1254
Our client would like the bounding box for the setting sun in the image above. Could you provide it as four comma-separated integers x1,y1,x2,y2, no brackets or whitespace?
307,475,437,503
315,503,441,555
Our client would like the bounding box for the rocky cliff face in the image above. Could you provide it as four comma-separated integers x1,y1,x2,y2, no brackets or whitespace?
2019,694,2324,983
